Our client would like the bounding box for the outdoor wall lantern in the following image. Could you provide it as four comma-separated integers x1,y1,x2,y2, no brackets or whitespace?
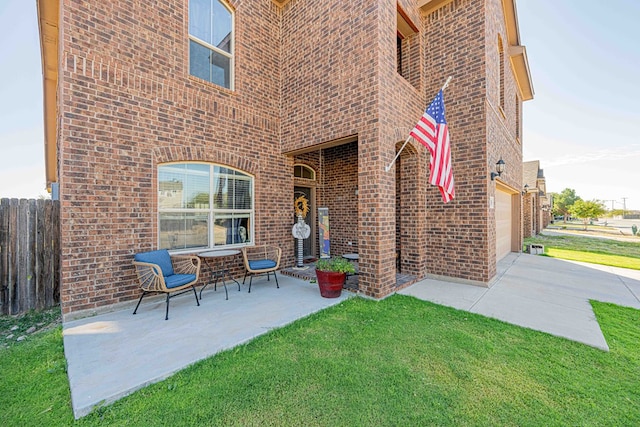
490,158,505,180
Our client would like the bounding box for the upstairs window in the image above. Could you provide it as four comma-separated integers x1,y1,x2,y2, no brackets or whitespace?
189,0,234,89
159,163,253,251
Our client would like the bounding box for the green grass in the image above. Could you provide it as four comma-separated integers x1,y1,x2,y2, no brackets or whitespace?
0,307,62,349
0,327,72,425
545,248,640,270
2,297,640,426
548,221,613,231
525,234,640,269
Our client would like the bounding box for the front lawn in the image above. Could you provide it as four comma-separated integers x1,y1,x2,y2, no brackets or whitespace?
2,297,639,426
525,233,640,270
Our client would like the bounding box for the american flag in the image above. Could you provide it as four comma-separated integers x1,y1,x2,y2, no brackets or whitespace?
409,90,455,203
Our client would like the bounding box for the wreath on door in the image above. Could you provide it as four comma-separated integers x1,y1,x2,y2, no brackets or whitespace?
294,195,310,218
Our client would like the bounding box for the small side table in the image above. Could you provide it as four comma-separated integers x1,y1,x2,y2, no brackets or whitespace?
342,253,359,262
198,249,241,300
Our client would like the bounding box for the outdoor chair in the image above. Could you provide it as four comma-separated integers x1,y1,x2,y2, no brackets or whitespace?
241,245,281,293
132,249,201,320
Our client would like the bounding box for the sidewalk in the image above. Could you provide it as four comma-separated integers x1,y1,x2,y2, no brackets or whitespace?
400,253,640,350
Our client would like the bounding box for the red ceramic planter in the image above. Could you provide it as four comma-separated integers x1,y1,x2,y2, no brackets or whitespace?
315,270,346,298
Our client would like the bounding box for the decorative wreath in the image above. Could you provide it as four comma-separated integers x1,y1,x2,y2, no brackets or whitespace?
294,195,310,218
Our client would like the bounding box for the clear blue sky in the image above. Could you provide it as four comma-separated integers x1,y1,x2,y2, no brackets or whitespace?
0,1,47,199
518,0,640,211
1,0,639,209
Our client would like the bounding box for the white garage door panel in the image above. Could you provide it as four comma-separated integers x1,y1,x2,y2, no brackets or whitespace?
495,190,512,260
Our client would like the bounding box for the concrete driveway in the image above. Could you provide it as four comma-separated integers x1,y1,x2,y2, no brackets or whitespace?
400,253,640,351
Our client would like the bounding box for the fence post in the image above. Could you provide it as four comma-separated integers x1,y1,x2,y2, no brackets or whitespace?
0,198,8,314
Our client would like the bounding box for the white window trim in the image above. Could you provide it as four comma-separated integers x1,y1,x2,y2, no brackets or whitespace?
158,162,254,253
188,0,235,90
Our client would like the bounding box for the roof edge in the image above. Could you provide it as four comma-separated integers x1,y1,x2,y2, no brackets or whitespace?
37,0,60,192
502,0,534,101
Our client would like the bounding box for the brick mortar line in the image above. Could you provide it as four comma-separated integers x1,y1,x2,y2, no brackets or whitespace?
61,50,279,132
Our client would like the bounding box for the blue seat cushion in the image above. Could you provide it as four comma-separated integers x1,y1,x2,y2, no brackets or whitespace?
164,274,196,289
134,249,175,277
248,259,277,270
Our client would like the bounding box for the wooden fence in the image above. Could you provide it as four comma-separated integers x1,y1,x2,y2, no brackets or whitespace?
0,198,60,315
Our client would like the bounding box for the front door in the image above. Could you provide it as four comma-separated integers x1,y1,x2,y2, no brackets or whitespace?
294,186,314,260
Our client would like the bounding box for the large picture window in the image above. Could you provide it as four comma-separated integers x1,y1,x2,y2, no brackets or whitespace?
159,163,253,251
189,0,233,89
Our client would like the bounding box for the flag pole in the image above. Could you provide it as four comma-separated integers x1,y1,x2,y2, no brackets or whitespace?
385,135,412,172
385,76,452,172
441,76,452,91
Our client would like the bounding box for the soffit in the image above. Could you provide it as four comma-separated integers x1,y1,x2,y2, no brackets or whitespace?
282,135,358,156
37,0,59,191
397,5,419,38
502,0,534,101
417,0,454,15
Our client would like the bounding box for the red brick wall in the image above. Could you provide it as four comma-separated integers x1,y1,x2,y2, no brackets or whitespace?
56,0,529,315
322,142,359,256
523,194,533,238
486,0,524,265
419,0,492,282
279,0,379,153
57,0,292,316
279,1,402,296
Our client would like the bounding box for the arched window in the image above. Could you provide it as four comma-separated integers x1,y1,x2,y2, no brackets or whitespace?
189,0,234,89
294,164,316,180
158,163,253,250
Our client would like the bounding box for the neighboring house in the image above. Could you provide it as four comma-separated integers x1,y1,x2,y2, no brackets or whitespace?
522,160,551,237
37,0,533,318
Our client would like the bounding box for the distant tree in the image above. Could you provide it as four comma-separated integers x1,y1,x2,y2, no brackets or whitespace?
552,188,581,221
570,199,606,230
188,192,210,208
608,209,625,217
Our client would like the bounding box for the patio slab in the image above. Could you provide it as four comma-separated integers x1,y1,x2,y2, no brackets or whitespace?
63,274,350,418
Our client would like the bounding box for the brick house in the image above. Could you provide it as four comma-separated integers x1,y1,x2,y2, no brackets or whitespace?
522,160,551,238
37,0,533,319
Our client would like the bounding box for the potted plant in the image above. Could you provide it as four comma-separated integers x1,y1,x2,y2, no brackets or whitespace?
314,257,356,298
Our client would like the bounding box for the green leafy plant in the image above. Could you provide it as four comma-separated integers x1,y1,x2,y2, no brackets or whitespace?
315,257,356,274
632,224,638,236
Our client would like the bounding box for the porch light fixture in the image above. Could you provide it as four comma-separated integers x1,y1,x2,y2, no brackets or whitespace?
490,158,505,181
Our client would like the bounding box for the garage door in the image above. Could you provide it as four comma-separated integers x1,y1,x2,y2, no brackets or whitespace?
495,189,512,260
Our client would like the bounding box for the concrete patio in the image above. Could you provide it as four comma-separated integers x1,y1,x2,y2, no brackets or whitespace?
63,274,350,418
